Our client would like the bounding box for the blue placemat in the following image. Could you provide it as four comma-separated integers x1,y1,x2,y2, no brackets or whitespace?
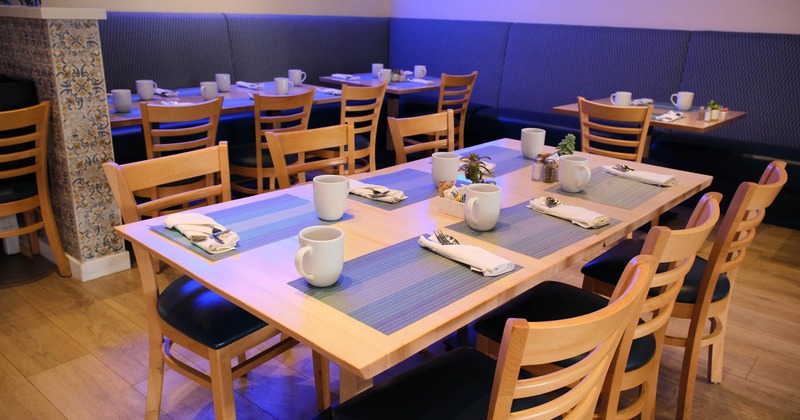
461,145,531,177
446,202,618,259
349,168,443,210
289,237,521,335
652,101,700,112
354,73,437,89
151,194,352,261
545,169,668,210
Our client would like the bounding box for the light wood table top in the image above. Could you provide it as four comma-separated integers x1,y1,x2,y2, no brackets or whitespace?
552,97,747,134
115,138,712,408
319,73,441,96
108,83,341,129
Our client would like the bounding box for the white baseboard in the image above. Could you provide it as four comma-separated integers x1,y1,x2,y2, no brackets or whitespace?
38,239,131,282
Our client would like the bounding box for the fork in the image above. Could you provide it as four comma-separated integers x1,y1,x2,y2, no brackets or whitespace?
615,164,636,172
545,197,562,208
434,229,460,245
366,187,390,198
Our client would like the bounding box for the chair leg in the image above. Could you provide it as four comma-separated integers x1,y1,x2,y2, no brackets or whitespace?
145,334,166,420
641,367,659,420
677,316,706,419
709,312,729,383
38,201,72,277
23,210,40,255
581,275,595,292
209,347,236,419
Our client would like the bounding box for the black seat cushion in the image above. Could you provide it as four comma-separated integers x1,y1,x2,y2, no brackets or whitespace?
156,275,267,350
228,143,298,168
0,174,37,204
332,346,552,420
473,281,655,373
581,239,731,304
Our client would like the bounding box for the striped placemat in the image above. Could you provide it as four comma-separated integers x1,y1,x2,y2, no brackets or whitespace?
349,168,441,209
151,194,352,261
463,144,532,177
546,169,668,210
289,237,521,335
446,202,618,259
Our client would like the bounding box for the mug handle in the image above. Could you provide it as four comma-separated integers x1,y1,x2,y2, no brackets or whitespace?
466,196,479,224
610,93,617,105
288,81,294,90
420,68,427,78
201,85,208,97
295,246,314,281
577,166,592,189
300,72,307,84
670,93,678,106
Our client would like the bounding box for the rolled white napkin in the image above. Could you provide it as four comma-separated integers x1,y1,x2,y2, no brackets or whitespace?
331,73,361,81
349,179,407,203
407,78,434,85
418,235,515,277
163,213,239,254
153,88,178,97
527,197,610,229
318,87,342,96
631,98,653,106
236,81,264,90
602,165,677,187
654,110,683,122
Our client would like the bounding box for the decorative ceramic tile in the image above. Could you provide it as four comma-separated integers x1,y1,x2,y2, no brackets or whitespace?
0,16,124,262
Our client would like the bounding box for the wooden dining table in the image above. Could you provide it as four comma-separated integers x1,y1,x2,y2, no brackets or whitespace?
114,138,712,412
108,82,342,128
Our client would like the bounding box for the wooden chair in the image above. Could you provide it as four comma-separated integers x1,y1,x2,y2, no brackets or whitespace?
388,109,455,165
668,161,788,419
139,97,223,206
332,255,656,420
315,82,386,173
102,143,297,419
229,89,315,194
0,101,70,277
267,124,355,190
578,96,654,163
437,71,477,149
475,193,720,420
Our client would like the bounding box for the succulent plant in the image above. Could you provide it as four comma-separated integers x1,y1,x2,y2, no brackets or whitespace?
459,153,491,183
556,133,576,156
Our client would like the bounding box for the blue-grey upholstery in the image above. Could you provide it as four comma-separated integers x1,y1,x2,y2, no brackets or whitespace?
100,13,235,91
225,14,389,84
389,18,511,108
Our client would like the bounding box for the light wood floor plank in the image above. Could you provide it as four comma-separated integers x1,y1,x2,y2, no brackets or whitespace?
0,352,66,420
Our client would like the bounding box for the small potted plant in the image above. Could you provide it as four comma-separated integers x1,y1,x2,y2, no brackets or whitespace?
707,100,721,120
460,153,491,183
556,133,576,156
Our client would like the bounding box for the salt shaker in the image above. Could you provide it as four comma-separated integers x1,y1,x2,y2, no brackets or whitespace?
698,106,705,120
532,155,545,181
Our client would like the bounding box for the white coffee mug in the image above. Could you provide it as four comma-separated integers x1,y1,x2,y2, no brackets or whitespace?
135,80,156,101
379,69,393,83
111,89,132,113
295,226,344,287
274,77,294,95
431,152,460,187
215,73,231,92
558,155,592,193
671,91,695,111
200,81,218,100
313,175,349,221
610,91,632,106
372,63,384,77
414,65,427,79
521,127,545,159
465,183,502,231
288,69,307,86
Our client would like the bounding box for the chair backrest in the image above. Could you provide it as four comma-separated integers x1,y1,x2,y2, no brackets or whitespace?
577,96,653,163
340,82,387,173
253,89,315,139
600,191,721,416
102,143,231,224
488,255,657,419
0,101,49,191
267,124,355,190
140,98,223,160
700,161,787,306
437,71,478,149
388,109,455,164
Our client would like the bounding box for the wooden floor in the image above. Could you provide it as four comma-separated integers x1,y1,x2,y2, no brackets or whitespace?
1,218,799,419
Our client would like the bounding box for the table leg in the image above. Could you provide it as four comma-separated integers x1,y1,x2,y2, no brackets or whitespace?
385,93,400,152
339,368,373,403
312,350,331,412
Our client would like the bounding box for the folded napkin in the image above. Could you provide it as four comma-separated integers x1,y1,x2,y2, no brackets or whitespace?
163,213,239,254
654,110,683,122
318,87,342,96
236,81,264,90
602,165,677,187
331,73,361,81
631,98,653,106
407,78,434,85
402,70,413,76
349,179,407,203
154,88,178,97
528,197,610,229
418,235,515,276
